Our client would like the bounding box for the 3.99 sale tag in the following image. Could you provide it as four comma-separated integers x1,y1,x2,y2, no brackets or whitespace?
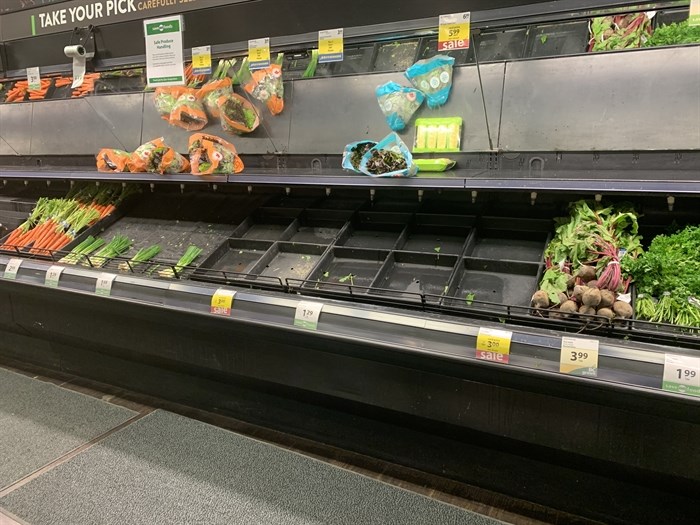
475,327,512,364
211,289,236,316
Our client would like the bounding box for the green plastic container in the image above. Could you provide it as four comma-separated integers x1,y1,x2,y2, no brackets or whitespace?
414,158,456,172
413,117,462,153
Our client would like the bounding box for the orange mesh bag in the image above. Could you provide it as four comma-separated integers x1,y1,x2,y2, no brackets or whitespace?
189,133,244,175
217,93,260,134
197,78,233,118
243,64,284,115
96,149,130,172
169,88,208,131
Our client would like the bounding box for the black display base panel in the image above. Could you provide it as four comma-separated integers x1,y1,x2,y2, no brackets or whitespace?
0,330,697,525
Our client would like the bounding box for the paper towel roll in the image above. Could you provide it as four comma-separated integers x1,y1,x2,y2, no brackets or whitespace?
64,46,86,89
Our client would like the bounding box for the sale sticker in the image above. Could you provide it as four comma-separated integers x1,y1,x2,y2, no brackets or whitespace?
690,0,700,27
318,28,344,64
45,265,64,288
294,301,324,330
560,337,599,377
248,38,271,69
438,12,471,51
663,354,700,396
95,273,117,297
191,46,212,75
211,289,236,316
3,258,22,280
476,327,512,364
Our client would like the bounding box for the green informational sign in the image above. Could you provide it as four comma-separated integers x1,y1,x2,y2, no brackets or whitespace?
143,14,184,87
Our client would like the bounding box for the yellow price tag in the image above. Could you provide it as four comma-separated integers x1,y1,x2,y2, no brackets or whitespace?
438,12,471,51
248,38,271,69
318,28,344,63
475,327,512,364
191,46,211,75
690,0,700,27
210,289,236,316
559,337,599,377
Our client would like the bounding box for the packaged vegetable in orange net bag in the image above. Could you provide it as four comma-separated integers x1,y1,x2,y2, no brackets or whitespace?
189,133,244,175
127,138,190,174
96,149,131,173
243,64,284,115
154,86,188,119
197,77,233,118
169,88,208,131
217,93,260,134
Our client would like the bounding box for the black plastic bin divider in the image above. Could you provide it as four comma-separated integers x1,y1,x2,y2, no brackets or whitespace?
524,20,590,58
303,247,390,291
335,214,407,250
466,216,552,263
396,214,475,255
443,257,543,309
360,198,422,213
369,251,460,302
192,238,274,279
249,242,331,283
231,207,304,241
314,197,367,211
262,192,325,209
285,209,354,245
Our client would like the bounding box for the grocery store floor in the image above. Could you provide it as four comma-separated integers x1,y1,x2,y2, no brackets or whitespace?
0,363,594,525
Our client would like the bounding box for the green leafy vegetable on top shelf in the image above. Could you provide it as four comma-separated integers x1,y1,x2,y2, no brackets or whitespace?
540,35,548,44
643,21,700,47
118,245,161,272
589,13,652,51
627,225,700,328
539,268,571,304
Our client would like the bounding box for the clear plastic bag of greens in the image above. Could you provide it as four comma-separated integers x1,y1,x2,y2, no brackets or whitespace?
128,138,190,174
405,55,455,109
359,132,417,178
375,81,425,132
413,117,462,153
342,140,377,173
153,86,187,119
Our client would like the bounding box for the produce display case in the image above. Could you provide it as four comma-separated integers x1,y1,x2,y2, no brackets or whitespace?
1,1,699,522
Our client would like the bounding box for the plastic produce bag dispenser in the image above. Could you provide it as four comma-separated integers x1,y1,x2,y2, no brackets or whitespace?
64,25,96,89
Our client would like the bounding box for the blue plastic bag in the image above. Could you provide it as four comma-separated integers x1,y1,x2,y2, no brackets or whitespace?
375,81,425,132
405,55,455,109
359,132,417,178
342,140,377,173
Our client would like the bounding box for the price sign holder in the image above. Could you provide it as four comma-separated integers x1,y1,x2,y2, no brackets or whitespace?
663,354,700,396
438,12,471,51
191,46,212,75
27,67,41,91
3,258,22,280
475,327,512,364
248,38,271,69
690,0,700,27
559,337,599,377
45,265,64,288
211,289,236,316
318,28,344,64
294,301,324,330
95,273,117,297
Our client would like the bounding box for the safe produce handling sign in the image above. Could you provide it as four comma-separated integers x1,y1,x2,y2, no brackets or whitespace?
0,0,249,41
144,14,184,87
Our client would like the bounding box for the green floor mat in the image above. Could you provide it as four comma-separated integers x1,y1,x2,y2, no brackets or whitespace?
1,410,504,525
0,368,136,490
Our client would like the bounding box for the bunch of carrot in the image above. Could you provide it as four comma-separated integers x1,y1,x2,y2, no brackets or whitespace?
0,184,137,255
72,73,100,97
185,63,206,88
4,81,29,103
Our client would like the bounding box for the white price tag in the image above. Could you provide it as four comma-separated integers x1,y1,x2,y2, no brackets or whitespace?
211,289,236,316
294,301,324,330
95,273,117,297
663,354,700,396
475,327,512,363
560,337,599,377
45,265,64,288
3,258,22,280
27,67,41,91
